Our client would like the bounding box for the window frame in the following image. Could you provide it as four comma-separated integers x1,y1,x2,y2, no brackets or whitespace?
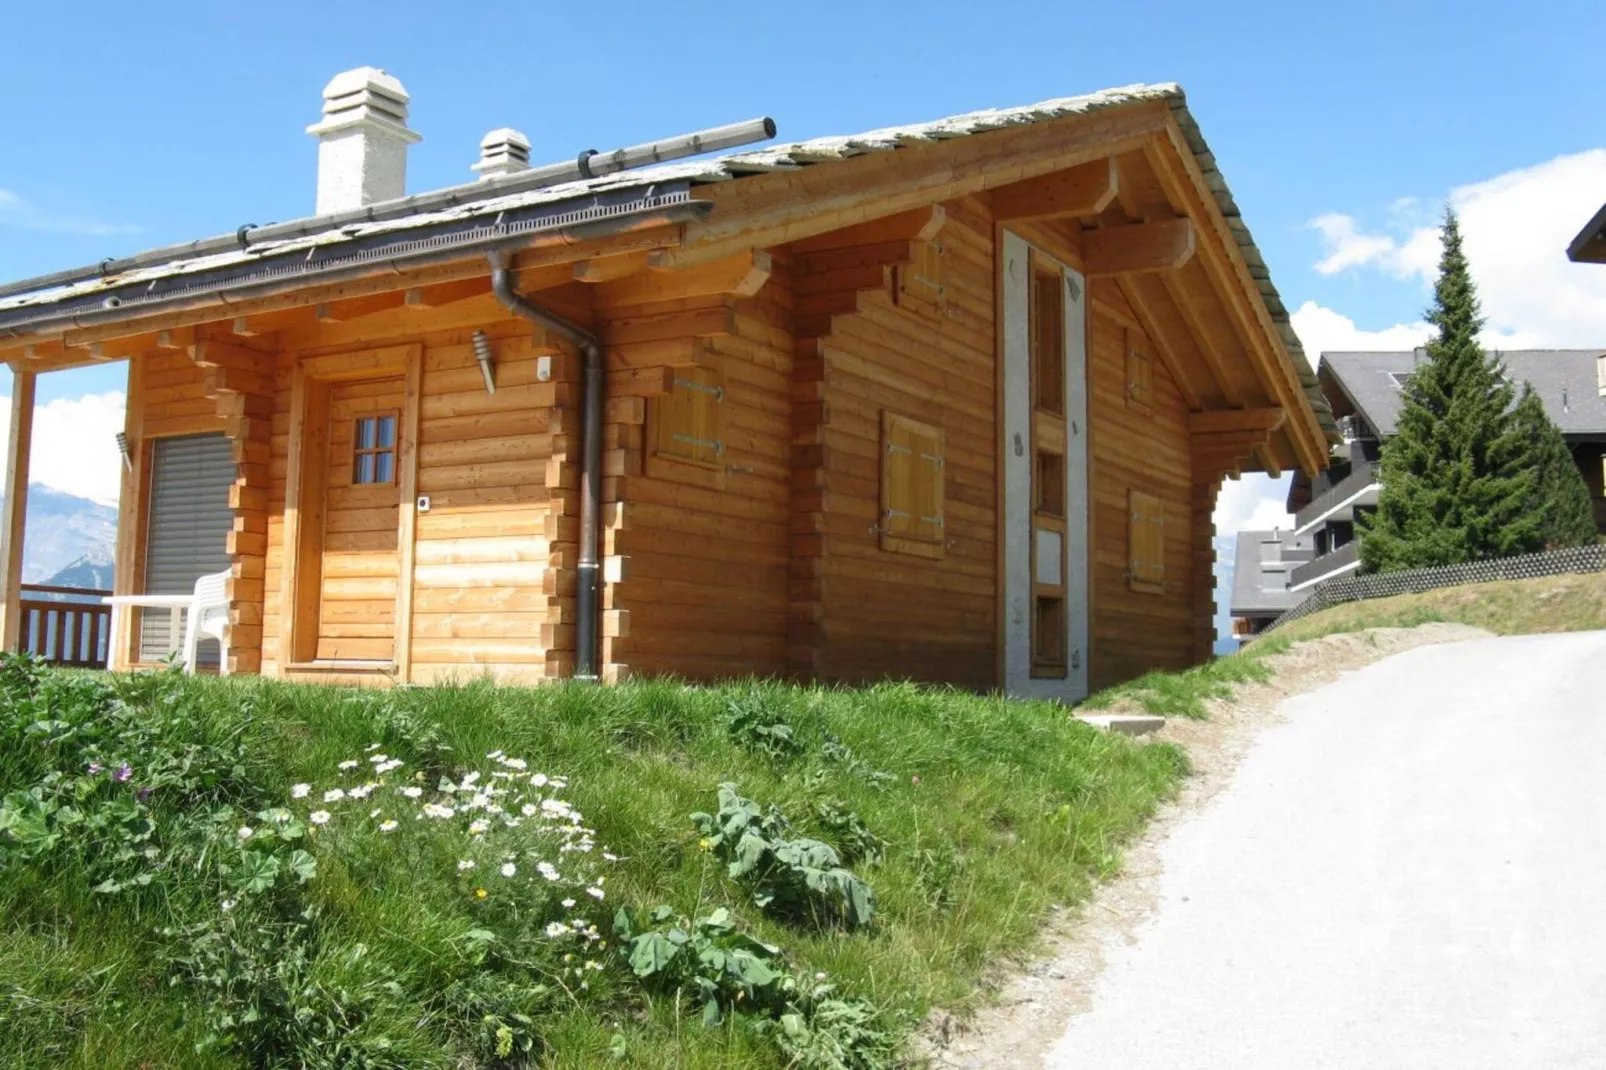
351,410,399,486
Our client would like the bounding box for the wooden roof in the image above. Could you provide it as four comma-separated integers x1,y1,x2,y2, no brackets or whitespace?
0,83,1334,473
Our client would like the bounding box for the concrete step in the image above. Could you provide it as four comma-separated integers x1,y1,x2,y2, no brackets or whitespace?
1075,712,1165,736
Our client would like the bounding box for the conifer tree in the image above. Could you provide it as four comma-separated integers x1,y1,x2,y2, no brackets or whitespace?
1358,209,1540,572
1509,385,1597,549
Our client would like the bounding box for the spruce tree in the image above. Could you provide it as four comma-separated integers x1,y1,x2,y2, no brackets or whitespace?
1358,208,1540,572
1509,385,1597,549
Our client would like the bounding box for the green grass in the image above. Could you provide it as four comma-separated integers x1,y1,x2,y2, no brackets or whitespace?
1080,644,1285,720
0,667,1187,1068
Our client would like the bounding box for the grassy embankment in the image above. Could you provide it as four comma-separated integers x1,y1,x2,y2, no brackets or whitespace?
1085,571,1606,719
0,661,1186,1069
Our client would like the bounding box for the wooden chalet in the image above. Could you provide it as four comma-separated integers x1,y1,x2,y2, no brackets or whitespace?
0,71,1334,700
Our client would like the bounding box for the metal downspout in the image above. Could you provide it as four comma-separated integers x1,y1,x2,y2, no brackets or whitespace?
487,253,604,680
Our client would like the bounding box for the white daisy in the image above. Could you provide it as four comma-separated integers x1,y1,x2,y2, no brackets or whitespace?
545,922,568,938
323,788,346,803
458,859,476,871
586,886,605,900
291,783,311,799
538,862,561,882
379,820,399,833
401,786,423,799
309,810,331,825
237,826,254,840
337,759,359,770
500,862,516,877
561,897,576,909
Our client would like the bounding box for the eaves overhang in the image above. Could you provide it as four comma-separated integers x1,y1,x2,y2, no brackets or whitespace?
0,181,704,339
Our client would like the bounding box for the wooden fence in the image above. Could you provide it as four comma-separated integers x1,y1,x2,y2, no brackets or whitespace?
15,585,112,668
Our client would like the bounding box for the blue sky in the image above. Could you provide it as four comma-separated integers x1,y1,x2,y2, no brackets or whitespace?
4,0,1606,511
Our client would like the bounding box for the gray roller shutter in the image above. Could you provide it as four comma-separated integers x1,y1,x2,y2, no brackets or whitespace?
140,433,235,664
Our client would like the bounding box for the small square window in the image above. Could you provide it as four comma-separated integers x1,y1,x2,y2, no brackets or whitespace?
352,413,398,485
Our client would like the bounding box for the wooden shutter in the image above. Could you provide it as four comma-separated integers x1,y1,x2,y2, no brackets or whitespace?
650,366,725,469
880,411,945,559
1125,328,1153,414
1127,488,1165,594
896,240,945,309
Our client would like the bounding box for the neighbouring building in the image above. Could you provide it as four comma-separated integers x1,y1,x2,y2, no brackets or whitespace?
0,71,1335,699
1256,349,1606,610
1228,528,1315,636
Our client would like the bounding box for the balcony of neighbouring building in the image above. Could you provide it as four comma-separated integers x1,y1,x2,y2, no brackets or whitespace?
1289,538,1361,591
1295,459,1381,536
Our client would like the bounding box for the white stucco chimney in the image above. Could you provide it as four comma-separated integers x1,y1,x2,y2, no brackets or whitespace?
471,128,531,179
306,67,421,215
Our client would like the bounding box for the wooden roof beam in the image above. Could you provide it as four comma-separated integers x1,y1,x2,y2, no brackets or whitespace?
596,250,773,307
1188,407,1285,435
1084,218,1195,277
572,251,653,284
404,277,491,309
786,205,946,255
990,157,1119,223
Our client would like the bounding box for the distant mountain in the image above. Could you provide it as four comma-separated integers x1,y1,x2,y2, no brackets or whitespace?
0,483,117,585
39,547,115,598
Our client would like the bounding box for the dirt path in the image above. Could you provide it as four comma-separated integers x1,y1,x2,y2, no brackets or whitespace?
918,622,1491,1069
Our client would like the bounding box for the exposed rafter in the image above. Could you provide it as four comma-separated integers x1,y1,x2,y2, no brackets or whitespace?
1118,276,1204,411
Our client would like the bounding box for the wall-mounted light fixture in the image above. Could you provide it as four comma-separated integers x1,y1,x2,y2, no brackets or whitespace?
472,330,497,395
114,431,133,472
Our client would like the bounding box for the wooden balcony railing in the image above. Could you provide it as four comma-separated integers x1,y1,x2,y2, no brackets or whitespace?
15,585,112,668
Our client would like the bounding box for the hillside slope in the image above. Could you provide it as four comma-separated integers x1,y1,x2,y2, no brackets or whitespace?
1262,570,1606,645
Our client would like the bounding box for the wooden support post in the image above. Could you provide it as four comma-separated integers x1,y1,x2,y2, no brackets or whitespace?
0,369,36,652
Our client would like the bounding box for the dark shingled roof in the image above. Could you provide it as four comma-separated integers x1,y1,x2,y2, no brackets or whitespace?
1229,528,1315,618
1322,349,1606,439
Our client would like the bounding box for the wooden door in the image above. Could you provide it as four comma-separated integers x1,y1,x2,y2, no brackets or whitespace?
317,378,404,661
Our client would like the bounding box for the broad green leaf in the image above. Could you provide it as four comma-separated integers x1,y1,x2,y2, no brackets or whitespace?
628,932,679,978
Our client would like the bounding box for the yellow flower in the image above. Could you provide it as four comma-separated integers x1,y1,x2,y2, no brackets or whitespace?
697,838,712,852
475,888,488,900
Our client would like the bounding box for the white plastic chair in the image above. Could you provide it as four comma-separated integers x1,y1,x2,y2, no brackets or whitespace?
180,570,232,675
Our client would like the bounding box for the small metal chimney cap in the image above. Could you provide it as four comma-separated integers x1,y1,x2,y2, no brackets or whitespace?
471,127,532,179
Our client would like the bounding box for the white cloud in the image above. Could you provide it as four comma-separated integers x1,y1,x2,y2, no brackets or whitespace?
1305,148,1606,347
1289,301,1435,359
0,188,141,237
1311,213,1400,276
0,391,127,506
1215,472,1294,537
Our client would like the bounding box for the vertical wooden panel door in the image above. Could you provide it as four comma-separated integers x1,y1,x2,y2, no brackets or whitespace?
1001,231,1089,701
318,378,404,662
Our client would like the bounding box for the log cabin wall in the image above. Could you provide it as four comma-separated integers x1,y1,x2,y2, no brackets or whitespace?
789,196,1000,688
592,270,796,682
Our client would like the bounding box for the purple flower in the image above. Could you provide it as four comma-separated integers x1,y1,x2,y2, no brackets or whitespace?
135,787,153,803
113,764,133,783
86,762,104,776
